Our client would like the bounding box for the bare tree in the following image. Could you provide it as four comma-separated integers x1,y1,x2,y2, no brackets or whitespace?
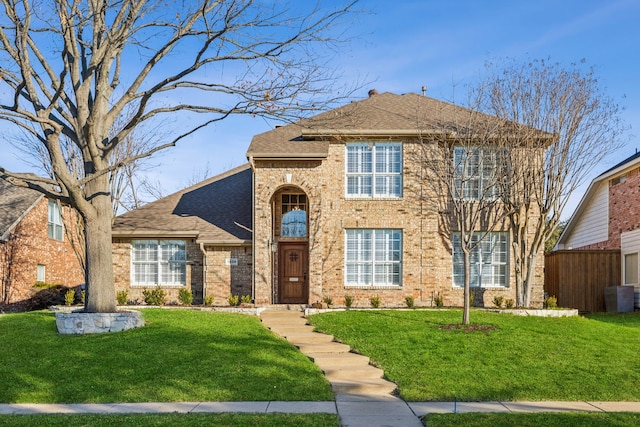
0,0,358,313
476,58,626,307
414,100,512,325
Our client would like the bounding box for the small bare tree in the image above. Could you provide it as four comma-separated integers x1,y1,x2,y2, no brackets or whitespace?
0,0,358,313
414,99,512,325
477,58,625,307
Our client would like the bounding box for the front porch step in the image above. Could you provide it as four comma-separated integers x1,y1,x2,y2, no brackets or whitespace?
263,304,307,312
307,352,371,369
295,342,351,354
282,332,335,344
330,377,397,395
323,366,385,381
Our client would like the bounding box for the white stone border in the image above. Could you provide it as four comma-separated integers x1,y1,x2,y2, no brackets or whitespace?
55,310,145,334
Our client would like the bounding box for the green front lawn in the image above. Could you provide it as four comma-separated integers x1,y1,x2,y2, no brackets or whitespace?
308,309,640,401
0,413,340,427
424,412,640,427
0,309,333,403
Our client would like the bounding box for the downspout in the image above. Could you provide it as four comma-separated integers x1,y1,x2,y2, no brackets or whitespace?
199,242,207,304
249,156,256,303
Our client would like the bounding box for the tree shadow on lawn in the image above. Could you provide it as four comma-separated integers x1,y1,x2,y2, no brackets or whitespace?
0,310,332,404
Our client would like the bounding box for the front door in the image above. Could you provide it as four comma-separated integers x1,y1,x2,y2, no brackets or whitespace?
278,242,309,304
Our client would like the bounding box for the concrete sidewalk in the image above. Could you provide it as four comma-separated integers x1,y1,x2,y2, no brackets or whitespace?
1,400,640,415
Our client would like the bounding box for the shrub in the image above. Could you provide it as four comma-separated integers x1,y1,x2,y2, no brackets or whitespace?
116,290,129,305
33,281,59,289
405,296,415,308
469,292,475,307
505,298,515,309
241,295,252,304
493,295,505,308
344,294,354,308
29,285,68,309
544,295,558,309
227,294,239,306
433,292,444,308
322,296,333,307
204,295,214,306
64,289,76,306
142,286,167,306
178,288,193,305
370,295,381,308
80,290,85,304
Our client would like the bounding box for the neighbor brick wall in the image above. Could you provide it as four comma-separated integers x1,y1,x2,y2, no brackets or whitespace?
0,198,84,305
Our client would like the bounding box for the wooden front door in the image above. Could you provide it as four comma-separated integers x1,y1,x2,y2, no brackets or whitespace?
278,242,309,304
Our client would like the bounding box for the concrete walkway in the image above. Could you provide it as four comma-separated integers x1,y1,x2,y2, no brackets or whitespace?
260,308,425,427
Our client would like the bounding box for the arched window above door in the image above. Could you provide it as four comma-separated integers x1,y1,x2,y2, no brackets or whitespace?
282,208,307,237
281,193,307,237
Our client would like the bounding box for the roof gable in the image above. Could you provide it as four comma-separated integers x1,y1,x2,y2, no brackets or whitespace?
113,164,252,243
0,179,43,241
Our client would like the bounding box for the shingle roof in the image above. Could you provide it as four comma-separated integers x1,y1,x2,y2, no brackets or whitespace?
112,164,252,244
0,178,43,241
246,92,503,158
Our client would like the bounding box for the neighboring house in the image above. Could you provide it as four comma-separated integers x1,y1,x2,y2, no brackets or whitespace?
112,92,545,307
0,179,85,306
556,150,640,288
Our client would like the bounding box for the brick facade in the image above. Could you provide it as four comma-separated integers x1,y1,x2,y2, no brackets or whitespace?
0,198,85,305
252,140,544,308
113,238,252,305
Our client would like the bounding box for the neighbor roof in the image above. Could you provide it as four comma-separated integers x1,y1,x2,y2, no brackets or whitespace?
246,91,515,159
0,178,44,242
112,164,252,244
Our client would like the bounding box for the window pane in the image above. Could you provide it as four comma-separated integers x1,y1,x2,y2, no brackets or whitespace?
346,143,401,198
625,253,638,285
345,229,401,286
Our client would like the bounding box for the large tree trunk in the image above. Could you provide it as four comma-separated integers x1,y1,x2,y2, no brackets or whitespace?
82,177,117,313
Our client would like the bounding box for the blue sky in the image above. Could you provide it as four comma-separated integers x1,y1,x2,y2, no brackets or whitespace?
2,0,639,218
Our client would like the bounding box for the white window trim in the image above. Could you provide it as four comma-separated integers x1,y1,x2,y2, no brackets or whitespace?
345,142,403,198
36,264,46,283
452,232,509,288
130,240,187,287
47,200,64,241
344,229,402,287
623,251,639,286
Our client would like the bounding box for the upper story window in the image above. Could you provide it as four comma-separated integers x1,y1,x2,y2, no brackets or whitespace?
47,200,63,241
453,147,502,200
346,143,402,198
281,194,307,237
131,240,186,286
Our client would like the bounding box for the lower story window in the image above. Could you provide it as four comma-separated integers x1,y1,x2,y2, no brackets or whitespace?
453,232,508,287
345,229,402,286
131,240,186,286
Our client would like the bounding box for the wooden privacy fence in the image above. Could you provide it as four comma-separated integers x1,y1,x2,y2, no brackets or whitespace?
544,250,620,312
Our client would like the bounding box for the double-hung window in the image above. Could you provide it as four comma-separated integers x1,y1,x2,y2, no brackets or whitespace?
453,147,501,200
346,143,402,197
131,240,186,286
452,232,508,287
48,200,63,241
345,229,402,286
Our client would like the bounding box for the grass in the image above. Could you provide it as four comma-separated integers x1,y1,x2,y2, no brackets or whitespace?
423,412,640,427
308,309,640,401
0,309,333,403
0,413,340,426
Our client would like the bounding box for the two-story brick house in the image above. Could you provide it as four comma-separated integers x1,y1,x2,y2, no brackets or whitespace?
112,92,545,307
0,179,85,307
